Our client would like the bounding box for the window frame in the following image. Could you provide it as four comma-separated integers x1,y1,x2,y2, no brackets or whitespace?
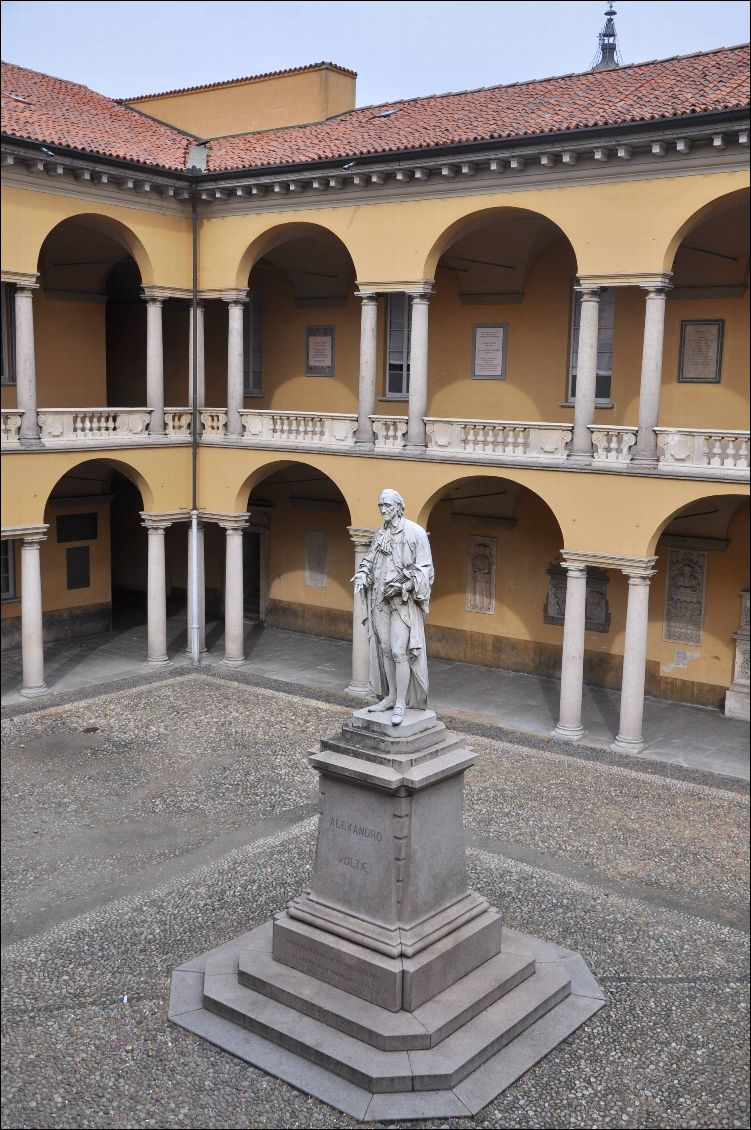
384,292,411,399
1,540,17,601
243,291,263,396
566,285,616,406
1,282,16,387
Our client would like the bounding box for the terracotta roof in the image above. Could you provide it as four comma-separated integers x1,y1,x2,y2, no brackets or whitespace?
2,47,749,176
124,62,357,103
1,61,194,170
205,45,750,172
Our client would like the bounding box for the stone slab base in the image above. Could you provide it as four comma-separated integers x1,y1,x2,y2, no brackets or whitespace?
169,923,605,1120
724,685,750,721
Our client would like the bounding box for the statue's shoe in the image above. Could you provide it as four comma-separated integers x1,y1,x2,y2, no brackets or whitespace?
391,705,405,725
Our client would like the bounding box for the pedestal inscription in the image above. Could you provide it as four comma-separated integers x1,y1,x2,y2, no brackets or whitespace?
664,548,707,644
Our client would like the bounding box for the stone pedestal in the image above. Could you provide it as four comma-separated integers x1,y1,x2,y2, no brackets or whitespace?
170,707,604,1119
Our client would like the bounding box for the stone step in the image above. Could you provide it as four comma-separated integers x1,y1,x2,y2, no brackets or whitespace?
202,954,570,1094
237,930,535,1051
320,732,465,769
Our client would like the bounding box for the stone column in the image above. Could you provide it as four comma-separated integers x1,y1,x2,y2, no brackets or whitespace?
188,300,206,419
633,283,671,465
19,529,48,697
355,292,379,445
406,291,431,449
186,520,206,655
611,563,657,754
225,294,247,439
14,284,41,445
552,562,588,741
142,515,171,665
347,526,375,696
221,517,249,664
569,285,601,461
145,295,165,436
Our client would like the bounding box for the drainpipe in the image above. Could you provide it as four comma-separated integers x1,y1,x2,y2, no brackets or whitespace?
189,184,201,665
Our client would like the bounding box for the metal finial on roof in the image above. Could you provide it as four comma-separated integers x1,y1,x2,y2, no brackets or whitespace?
591,4,622,71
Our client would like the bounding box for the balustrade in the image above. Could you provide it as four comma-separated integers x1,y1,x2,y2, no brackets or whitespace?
425,418,572,459
200,409,228,438
1,411,22,446
164,409,193,437
240,410,357,447
656,428,750,472
589,426,637,463
371,415,408,449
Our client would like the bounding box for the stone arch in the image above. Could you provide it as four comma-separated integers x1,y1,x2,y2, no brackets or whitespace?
662,187,750,274
31,454,156,524
232,456,355,518
414,469,565,539
233,220,359,290
421,205,579,283
645,489,749,557
34,212,155,286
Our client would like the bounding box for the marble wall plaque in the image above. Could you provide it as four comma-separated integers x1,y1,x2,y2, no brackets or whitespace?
664,548,707,644
465,536,497,613
472,324,506,379
305,325,335,376
678,320,724,383
543,564,611,632
305,530,328,589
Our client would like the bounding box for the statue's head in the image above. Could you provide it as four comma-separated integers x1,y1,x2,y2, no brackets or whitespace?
378,488,405,521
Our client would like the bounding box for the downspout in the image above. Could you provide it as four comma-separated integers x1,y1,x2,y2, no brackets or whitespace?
189,183,200,665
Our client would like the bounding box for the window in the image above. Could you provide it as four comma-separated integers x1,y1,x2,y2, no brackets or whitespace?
66,546,90,590
243,291,262,395
1,541,16,600
1,283,15,386
568,286,615,403
385,292,411,397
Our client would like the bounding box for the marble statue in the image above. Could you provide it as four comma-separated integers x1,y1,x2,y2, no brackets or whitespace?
353,488,434,725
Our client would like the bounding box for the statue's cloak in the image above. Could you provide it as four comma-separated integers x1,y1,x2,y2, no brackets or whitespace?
357,517,434,707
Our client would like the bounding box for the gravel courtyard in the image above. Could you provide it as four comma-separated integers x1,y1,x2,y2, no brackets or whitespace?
1,668,749,1130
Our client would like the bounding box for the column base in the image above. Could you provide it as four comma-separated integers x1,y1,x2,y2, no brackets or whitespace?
19,683,49,698
144,656,171,667
610,735,646,755
402,443,427,455
353,437,375,451
630,455,658,469
345,681,372,698
19,436,44,449
222,656,246,667
551,723,585,743
566,453,593,467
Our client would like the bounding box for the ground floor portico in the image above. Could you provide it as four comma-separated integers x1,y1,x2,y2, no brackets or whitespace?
2,612,747,780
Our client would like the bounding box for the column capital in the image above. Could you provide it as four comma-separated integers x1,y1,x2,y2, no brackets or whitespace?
573,283,602,299
2,524,48,542
2,270,39,290
221,289,249,305
141,510,188,530
560,561,588,578
561,549,657,575
141,288,165,306
355,290,380,302
406,286,434,301
348,526,375,549
577,272,673,289
623,566,657,582
641,280,672,297
214,512,250,531
141,285,193,302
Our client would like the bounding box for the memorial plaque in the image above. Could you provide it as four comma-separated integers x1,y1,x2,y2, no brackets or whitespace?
664,548,707,644
66,546,90,590
678,320,724,383
304,530,328,588
465,536,497,613
543,563,611,632
472,323,506,379
57,512,98,543
305,325,335,376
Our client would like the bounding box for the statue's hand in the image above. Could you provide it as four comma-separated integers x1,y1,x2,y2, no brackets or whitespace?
353,574,367,594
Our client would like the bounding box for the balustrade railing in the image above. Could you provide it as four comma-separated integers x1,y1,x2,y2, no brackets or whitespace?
164,409,193,436
37,408,153,443
371,415,408,449
240,409,358,447
589,426,637,463
1,411,22,446
656,428,750,472
425,418,572,459
200,409,227,438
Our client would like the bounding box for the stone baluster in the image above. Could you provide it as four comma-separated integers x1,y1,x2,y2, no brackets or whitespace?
552,561,588,741
569,285,601,462
14,282,42,445
347,526,376,696
224,292,248,439
18,527,48,696
633,281,671,465
611,562,657,753
141,514,172,665
220,516,249,664
144,293,165,436
406,290,432,449
355,291,379,445
188,300,206,422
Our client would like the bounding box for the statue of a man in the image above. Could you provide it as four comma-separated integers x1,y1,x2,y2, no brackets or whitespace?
353,489,434,725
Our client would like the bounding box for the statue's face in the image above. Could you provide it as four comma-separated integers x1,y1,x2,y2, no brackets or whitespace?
378,495,401,524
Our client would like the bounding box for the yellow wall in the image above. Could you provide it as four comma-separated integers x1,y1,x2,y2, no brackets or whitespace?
39,499,111,616
127,66,356,139
35,291,107,407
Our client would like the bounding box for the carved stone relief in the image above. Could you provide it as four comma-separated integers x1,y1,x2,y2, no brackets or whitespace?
543,564,611,632
305,530,328,589
663,548,707,645
725,590,750,720
465,536,497,614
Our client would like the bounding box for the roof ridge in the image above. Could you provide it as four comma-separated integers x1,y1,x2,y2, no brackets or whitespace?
122,61,358,103
1,58,104,96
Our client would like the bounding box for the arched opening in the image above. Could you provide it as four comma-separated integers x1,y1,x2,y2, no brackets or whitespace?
649,188,750,431
205,223,358,417
237,462,353,640
421,208,583,425
33,215,185,411
645,494,749,709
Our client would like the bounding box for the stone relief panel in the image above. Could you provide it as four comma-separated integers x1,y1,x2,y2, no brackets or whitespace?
732,591,750,687
543,564,611,632
465,536,497,614
305,530,328,589
663,548,707,645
